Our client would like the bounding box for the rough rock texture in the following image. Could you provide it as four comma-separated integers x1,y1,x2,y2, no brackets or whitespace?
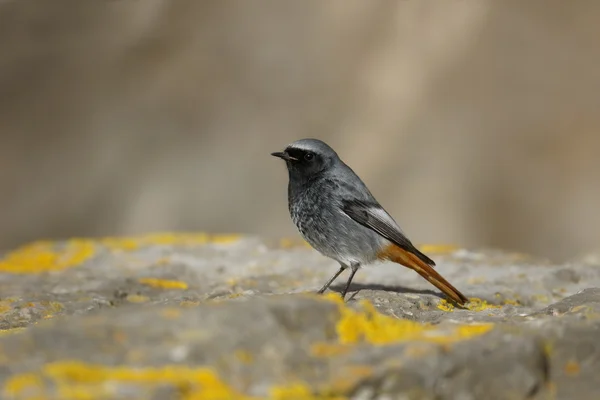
0,233,599,399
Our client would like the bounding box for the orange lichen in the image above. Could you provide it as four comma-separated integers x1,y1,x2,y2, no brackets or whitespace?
112,331,128,345
279,238,297,248
160,308,183,320
564,360,580,376
138,278,189,290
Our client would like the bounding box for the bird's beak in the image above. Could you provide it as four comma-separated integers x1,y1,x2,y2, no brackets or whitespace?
271,151,298,162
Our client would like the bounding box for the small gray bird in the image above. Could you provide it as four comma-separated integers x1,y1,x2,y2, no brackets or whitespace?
271,138,468,305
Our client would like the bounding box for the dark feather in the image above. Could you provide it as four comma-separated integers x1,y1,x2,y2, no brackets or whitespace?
341,199,436,266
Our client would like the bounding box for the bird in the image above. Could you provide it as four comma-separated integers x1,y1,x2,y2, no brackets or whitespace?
271,138,469,305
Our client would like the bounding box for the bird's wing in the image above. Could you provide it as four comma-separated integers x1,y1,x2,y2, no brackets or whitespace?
341,198,435,266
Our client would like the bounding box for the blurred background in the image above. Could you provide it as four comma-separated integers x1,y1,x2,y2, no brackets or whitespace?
1,0,599,261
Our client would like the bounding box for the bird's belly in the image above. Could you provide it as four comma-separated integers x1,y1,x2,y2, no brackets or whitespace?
290,200,380,265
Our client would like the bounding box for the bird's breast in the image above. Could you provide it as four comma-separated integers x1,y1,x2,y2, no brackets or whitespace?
288,186,381,264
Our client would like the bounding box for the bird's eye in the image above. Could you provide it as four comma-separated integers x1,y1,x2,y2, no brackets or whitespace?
304,153,314,161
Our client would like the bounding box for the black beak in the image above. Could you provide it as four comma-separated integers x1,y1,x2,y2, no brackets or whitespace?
271,151,297,161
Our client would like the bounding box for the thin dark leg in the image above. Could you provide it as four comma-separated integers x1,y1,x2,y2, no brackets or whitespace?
317,263,347,294
341,263,360,300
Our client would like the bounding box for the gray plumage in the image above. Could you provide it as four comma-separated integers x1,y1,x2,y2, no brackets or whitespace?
286,140,391,266
271,138,468,304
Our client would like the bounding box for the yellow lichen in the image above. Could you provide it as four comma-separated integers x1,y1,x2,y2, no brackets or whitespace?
155,257,171,266
328,366,374,393
209,235,241,244
101,237,141,251
3,361,255,400
531,294,550,303
437,299,455,312
101,232,240,251
279,238,296,248
0,233,240,274
321,292,345,304
417,244,459,254
125,295,150,304
39,301,64,319
179,300,201,307
320,293,493,346
3,372,45,399
0,239,95,274
269,382,345,400
452,324,495,339
402,344,436,358
0,328,26,336
310,343,352,358
542,340,554,358
438,298,509,313
279,238,312,249
466,298,503,312
138,278,189,290
570,305,588,314
467,277,487,284
0,301,12,315
234,350,254,364
1,294,495,400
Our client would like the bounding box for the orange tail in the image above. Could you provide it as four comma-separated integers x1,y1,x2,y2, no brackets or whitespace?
379,244,469,305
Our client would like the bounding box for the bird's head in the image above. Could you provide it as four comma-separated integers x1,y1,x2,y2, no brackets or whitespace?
271,138,340,182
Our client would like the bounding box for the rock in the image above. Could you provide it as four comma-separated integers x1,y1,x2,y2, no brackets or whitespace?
0,233,599,399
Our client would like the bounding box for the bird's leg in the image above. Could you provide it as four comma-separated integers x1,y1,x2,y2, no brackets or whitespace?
340,263,360,300
317,263,347,294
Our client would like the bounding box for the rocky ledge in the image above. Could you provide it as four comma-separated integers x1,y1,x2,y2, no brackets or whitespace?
0,233,598,399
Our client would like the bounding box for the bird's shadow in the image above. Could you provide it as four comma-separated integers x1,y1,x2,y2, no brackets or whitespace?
329,282,445,301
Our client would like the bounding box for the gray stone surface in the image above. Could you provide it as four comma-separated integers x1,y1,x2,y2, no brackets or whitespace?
0,234,599,399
